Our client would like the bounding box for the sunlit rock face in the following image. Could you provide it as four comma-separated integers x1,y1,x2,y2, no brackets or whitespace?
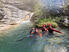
0,7,33,25
1,0,23,4
1,0,39,11
0,0,34,31
0,0,35,25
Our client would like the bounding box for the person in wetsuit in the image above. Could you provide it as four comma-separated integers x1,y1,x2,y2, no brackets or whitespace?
30,26,43,38
17,26,42,41
41,25,48,35
47,24,62,35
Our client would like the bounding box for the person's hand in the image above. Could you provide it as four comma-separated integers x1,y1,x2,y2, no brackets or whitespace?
59,32,64,34
31,32,34,34
61,32,64,34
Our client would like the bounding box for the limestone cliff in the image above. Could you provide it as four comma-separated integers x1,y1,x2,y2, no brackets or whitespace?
0,0,36,31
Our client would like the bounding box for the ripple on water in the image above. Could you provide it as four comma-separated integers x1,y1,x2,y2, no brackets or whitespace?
44,45,67,52
0,23,68,52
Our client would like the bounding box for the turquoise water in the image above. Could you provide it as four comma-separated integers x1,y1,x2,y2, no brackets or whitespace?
0,23,69,52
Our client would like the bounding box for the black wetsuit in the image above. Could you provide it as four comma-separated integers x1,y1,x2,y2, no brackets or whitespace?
42,28,46,32
41,27,48,35
48,27,54,35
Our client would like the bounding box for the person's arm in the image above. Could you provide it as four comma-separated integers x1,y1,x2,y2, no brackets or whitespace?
38,32,43,38
30,29,33,33
43,27,48,31
46,27,50,30
36,29,43,38
30,28,35,34
45,28,48,31
51,28,62,34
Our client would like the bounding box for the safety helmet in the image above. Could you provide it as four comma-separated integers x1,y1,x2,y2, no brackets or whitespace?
43,25,46,27
49,24,52,26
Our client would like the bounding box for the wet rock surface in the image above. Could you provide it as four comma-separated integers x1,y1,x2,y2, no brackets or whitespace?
1,0,38,11
0,0,34,31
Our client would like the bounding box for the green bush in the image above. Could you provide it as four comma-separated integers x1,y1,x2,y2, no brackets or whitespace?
35,18,58,28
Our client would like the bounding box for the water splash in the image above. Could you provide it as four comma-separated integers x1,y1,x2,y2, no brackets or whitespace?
22,13,34,23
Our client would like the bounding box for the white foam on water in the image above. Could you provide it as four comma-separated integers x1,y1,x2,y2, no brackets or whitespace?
21,13,34,24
